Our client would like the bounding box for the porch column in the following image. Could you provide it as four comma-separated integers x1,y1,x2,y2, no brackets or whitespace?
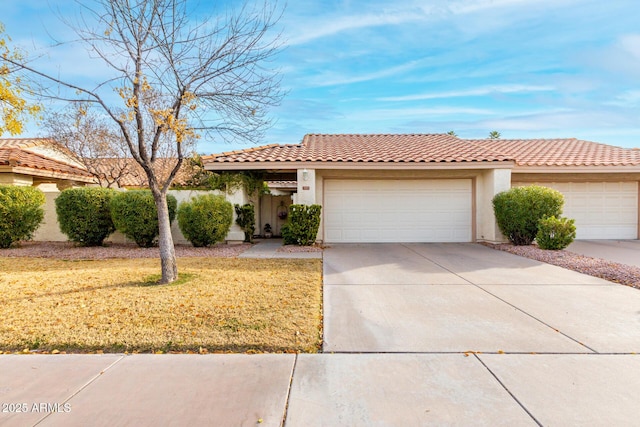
477,168,511,242
296,168,316,205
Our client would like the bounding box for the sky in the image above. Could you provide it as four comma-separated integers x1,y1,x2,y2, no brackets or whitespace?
3,0,640,154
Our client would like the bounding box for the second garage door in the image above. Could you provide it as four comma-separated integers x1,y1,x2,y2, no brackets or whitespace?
516,181,638,239
323,179,472,243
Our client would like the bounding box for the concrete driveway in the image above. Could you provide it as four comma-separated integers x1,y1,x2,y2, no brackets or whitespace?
314,243,640,425
568,239,640,268
323,242,640,353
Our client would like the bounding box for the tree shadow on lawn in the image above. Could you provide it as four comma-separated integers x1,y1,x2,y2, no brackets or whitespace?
1,273,200,303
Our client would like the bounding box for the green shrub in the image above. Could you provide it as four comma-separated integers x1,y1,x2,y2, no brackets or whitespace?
177,194,233,247
282,204,321,246
536,216,576,250
234,203,255,243
0,185,45,248
493,185,564,245
110,190,177,247
55,187,116,246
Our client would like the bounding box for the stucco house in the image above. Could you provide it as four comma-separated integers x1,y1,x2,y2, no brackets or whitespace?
204,134,640,243
0,138,97,241
0,138,209,243
0,138,95,188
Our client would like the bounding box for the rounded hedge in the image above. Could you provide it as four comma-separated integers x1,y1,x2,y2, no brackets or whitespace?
55,187,117,246
110,190,177,248
0,185,45,248
536,216,576,250
177,194,233,247
282,204,322,246
492,185,564,246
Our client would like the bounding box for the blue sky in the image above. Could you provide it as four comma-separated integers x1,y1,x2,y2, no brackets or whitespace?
4,0,640,154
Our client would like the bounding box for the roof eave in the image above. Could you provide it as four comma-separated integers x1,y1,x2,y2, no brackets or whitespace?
0,166,97,183
513,164,640,173
205,160,515,171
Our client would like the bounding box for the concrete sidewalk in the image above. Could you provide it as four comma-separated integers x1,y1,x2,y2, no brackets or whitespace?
2,243,640,426
3,352,640,426
238,238,322,259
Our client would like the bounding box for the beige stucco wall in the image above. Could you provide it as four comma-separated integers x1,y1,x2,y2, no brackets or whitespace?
0,173,34,186
298,167,511,243
475,168,511,242
32,183,68,242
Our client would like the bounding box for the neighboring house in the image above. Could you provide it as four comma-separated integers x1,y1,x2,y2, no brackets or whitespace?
0,138,97,241
0,138,95,188
0,138,193,189
0,138,215,244
468,138,640,240
204,134,640,242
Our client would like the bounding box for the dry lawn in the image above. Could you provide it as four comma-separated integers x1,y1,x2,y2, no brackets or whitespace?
0,257,322,354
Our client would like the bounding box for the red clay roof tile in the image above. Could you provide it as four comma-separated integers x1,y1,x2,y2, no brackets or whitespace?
0,143,94,179
208,134,512,164
467,138,640,167
90,158,191,187
205,134,640,168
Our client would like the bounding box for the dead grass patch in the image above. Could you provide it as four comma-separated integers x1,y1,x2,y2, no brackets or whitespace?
0,257,322,354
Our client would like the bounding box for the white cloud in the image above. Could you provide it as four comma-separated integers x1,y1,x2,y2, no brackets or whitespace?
285,9,429,46
379,84,556,102
446,0,576,15
477,108,632,132
619,34,640,59
606,90,640,107
304,60,424,87
346,106,494,122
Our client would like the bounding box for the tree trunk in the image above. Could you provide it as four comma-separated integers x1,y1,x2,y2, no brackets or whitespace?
153,190,177,284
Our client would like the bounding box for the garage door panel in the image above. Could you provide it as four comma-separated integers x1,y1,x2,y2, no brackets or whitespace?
516,181,638,239
324,179,472,243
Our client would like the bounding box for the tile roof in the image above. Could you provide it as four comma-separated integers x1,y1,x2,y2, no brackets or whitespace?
207,134,512,164
267,180,297,189
467,138,640,167
0,138,94,180
90,158,192,188
0,139,192,187
0,138,42,149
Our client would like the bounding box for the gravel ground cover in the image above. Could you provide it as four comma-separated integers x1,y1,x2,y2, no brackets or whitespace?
484,243,640,290
0,241,251,260
277,244,323,253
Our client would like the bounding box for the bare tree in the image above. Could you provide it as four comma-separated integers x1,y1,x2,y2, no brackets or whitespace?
45,103,134,188
9,0,284,283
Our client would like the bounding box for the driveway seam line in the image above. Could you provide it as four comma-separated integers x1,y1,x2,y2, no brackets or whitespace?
280,353,298,427
474,354,543,427
401,244,599,354
33,355,127,426
473,285,599,354
401,244,475,286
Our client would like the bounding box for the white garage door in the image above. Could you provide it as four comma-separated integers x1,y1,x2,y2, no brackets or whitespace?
324,179,472,243
519,182,638,239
